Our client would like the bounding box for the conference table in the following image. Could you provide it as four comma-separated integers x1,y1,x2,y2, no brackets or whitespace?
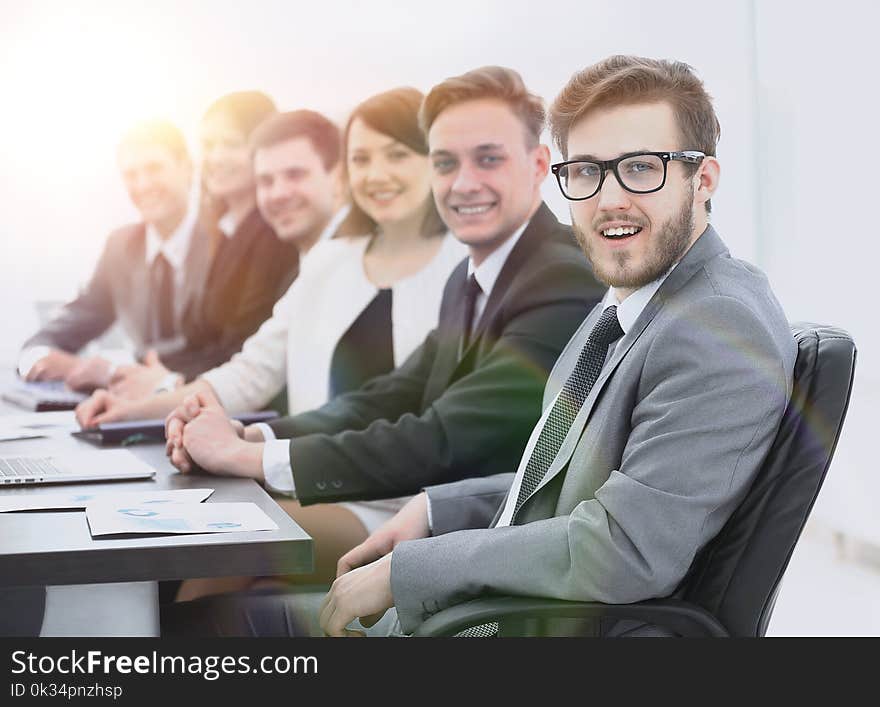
0,396,313,637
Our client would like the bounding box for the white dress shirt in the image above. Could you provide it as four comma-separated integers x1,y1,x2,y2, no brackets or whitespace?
144,205,199,327
466,220,528,334
492,267,673,528
217,212,238,239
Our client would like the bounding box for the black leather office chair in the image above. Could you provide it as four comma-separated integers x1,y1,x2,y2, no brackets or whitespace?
413,324,857,637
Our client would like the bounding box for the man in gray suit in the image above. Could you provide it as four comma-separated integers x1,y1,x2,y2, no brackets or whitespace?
18,120,211,389
317,55,797,636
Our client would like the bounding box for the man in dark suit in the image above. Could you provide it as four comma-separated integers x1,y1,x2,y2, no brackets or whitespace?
18,120,213,389
161,67,604,563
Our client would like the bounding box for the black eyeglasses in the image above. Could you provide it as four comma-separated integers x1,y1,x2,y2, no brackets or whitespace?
551,150,705,201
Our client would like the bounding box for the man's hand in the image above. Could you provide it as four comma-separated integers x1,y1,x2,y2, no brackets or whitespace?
336,492,430,577
164,388,222,452
319,553,394,637
75,389,145,428
24,349,78,382
169,395,264,480
319,493,432,636
110,350,172,399
65,356,113,391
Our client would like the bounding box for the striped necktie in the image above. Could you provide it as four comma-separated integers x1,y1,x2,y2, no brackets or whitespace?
456,305,623,638
512,305,624,517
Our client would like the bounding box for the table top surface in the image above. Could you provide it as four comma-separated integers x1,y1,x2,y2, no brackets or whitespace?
0,399,312,588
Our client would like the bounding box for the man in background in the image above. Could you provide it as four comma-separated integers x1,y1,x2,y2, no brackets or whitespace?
19,120,211,389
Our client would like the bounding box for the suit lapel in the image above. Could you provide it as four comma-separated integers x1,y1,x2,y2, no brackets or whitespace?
127,226,154,344
178,219,212,320
208,208,260,290
422,263,469,403
460,204,558,362
514,226,729,513
429,205,560,398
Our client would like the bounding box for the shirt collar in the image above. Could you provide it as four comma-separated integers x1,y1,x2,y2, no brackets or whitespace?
466,218,529,299
217,211,238,239
145,203,198,271
321,205,351,242
601,264,675,335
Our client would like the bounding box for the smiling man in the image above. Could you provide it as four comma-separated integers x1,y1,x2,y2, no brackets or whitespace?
307,55,797,638
18,120,214,391
251,111,344,253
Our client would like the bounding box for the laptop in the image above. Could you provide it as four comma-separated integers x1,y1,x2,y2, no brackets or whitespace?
2,381,87,412
0,449,156,486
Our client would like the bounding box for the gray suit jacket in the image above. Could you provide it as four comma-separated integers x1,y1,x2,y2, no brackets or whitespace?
24,221,212,379
391,226,797,634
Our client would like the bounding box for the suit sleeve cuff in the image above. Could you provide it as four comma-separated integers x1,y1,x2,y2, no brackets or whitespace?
425,493,435,536
262,439,296,497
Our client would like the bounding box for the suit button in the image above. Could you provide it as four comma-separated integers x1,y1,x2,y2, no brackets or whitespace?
316,482,326,491
331,480,343,489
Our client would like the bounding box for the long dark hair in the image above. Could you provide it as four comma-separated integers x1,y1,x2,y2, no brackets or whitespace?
336,87,445,238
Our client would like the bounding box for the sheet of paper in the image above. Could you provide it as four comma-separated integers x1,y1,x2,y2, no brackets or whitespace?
0,488,214,513
86,502,278,536
0,426,47,442
0,411,78,430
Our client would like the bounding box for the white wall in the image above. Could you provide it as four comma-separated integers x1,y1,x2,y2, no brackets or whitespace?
0,0,757,357
753,1,880,544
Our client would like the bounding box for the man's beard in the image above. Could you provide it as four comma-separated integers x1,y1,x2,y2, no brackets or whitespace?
574,188,696,290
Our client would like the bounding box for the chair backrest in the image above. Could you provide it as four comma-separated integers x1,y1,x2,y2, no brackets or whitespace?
679,323,856,636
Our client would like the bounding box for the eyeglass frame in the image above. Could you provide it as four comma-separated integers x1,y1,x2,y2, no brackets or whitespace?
550,150,706,201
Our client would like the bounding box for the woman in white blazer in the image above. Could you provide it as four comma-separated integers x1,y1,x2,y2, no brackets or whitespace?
177,88,467,599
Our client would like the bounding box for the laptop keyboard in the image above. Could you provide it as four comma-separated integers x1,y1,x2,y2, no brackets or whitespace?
0,457,64,482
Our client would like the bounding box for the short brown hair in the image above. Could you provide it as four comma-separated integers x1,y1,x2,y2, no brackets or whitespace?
420,66,545,147
550,55,720,159
249,110,341,170
337,87,446,238
119,119,189,162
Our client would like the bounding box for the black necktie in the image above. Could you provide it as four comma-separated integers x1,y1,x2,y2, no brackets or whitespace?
460,274,482,357
152,253,175,340
512,305,623,517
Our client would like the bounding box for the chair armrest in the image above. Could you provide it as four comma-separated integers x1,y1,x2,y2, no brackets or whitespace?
412,596,729,637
